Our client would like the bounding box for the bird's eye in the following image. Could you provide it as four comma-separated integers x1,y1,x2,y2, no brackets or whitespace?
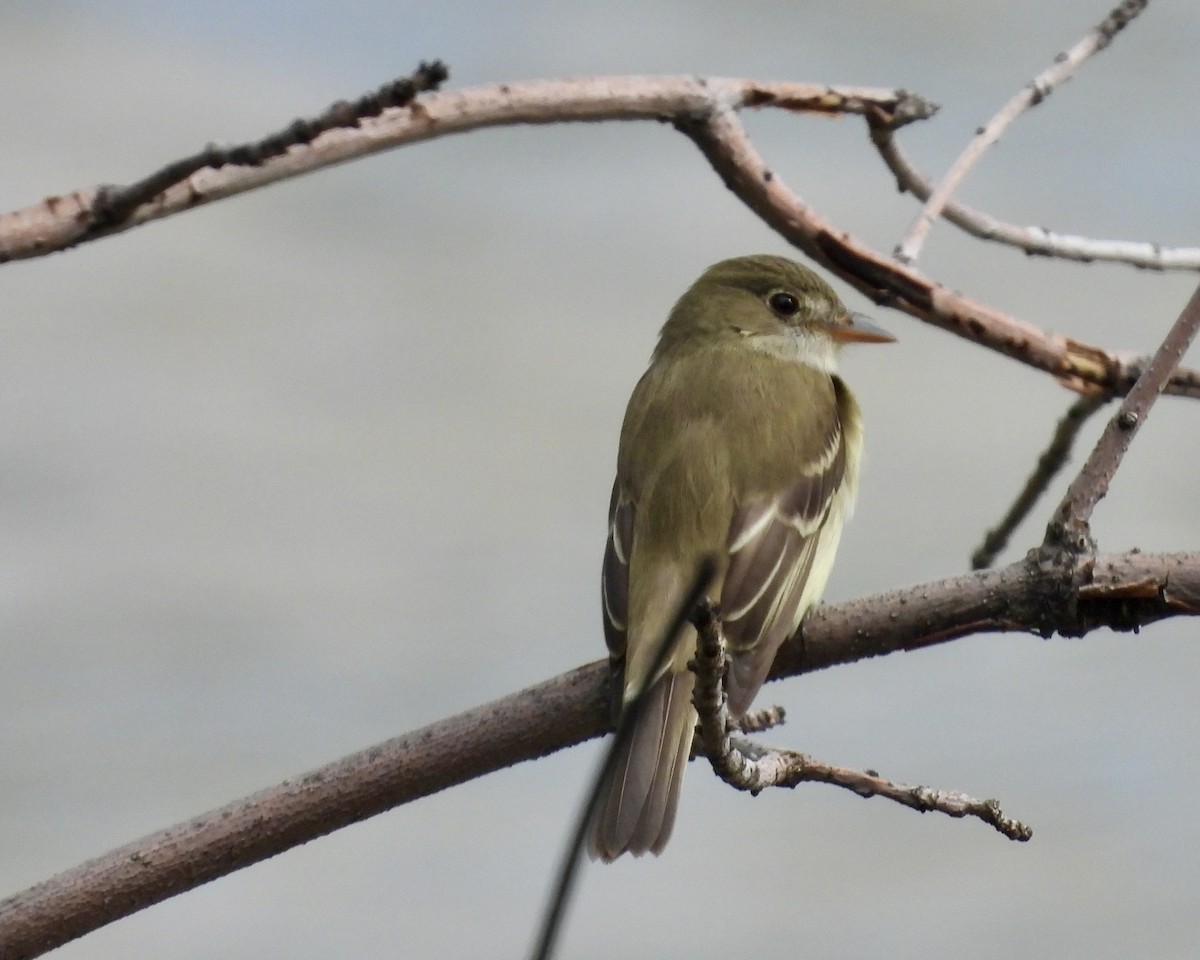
768,291,800,316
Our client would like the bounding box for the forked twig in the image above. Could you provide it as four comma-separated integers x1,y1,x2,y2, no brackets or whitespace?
688,602,1031,840
894,0,1150,265
1048,281,1200,551
0,77,932,263
1020,280,1200,638
872,128,1200,271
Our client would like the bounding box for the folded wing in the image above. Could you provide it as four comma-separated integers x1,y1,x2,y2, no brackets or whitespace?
721,423,846,717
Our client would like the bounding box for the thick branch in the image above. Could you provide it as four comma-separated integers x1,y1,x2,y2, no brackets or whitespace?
1,550,1196,960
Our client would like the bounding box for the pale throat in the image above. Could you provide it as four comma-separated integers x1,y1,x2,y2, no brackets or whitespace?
742,326,839,373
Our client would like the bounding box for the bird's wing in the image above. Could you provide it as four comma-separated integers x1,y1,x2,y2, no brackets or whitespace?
601,479,634,668
720,423,847,717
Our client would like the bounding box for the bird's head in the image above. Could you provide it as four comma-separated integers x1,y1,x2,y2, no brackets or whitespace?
656,255,894,370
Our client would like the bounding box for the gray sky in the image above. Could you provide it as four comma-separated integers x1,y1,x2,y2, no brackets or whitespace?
2,2,1199,958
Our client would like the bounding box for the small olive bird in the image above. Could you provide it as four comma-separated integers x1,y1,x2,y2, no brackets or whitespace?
589,255,893,861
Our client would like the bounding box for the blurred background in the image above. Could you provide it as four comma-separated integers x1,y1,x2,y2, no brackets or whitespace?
2,2,1199,957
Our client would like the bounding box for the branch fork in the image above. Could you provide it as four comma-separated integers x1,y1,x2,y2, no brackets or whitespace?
1029,280,1200,620
687,600,1032,840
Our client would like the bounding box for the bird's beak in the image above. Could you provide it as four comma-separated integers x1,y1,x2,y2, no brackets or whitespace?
829,313,895,344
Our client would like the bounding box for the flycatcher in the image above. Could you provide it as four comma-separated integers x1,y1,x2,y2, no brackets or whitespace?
589,254,893,861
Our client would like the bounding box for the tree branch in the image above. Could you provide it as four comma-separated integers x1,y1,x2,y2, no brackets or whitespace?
1048,281,1200,546
688,601,1031,840
0,76,932,263
679,105,1200,399
90,61,450,229
4,72,1198,400
871,127,1200,271
972,394,1109,570
894,0,1150,265
975,279,1200,586
727,738,1033,841
1,550,1197,960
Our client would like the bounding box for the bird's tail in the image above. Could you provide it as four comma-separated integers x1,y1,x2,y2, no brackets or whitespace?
587,670,696,861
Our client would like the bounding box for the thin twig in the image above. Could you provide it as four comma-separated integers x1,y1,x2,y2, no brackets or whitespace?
1048,280,1200,548
530,558,716,960
688,606,1031,840
894,0,1150,265
871,127,1200,271
740,740,1033,841
972,393,1108,570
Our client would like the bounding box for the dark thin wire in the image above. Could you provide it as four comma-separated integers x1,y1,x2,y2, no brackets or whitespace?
529,556,718,960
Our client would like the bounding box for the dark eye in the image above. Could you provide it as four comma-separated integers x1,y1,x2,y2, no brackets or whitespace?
768,292,800,316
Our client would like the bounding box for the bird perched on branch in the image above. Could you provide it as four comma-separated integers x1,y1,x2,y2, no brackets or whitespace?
589,255,893,861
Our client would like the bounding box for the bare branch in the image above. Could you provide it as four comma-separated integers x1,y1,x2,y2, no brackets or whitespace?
0,77,932,263
872,128,1200,271
894,0,1150,265
90,61,450,230
679,107,1200,399
689,600,1030,840
975,282,1200,613
3,71,1198,401
972,393,1108,570
2,549,1196,960
1048,281,1200,552
727,739,1033,842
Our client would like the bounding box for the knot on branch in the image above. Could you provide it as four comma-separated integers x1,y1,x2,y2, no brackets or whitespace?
1025,527,1096,637
861,91,939,145
670,106,719,142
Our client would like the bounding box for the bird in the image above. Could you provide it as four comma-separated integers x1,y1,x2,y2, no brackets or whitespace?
588,254,893,861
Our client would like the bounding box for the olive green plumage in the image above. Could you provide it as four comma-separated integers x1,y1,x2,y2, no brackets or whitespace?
590,255,892,861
